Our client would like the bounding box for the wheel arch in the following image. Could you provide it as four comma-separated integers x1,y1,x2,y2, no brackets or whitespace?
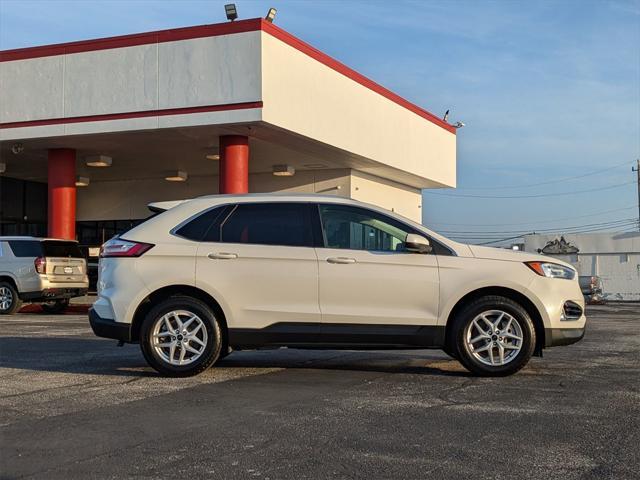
444,286,546,355
0,275,18,290
131,285,228,351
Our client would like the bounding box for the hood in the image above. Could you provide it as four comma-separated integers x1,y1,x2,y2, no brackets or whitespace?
467,244,573,267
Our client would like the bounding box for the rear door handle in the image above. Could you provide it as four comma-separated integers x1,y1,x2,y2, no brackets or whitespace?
326,257,356,264
207,252,238,260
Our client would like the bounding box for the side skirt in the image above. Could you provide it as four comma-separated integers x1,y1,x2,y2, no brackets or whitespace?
229,322,445,350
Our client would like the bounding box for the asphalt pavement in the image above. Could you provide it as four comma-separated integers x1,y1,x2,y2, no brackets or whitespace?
1,304,638,479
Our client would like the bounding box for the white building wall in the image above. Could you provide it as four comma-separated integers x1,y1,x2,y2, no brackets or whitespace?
523,233,640,302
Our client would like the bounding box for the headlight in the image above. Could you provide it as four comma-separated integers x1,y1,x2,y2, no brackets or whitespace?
525,261,576,280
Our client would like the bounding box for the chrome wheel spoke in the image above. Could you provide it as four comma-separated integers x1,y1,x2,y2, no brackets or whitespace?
503,332,522,341
163,316,175,334
153,331,172,338
189,336,206,347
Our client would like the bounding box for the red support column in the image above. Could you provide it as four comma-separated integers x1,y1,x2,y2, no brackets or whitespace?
219,135,249,194
47,148,76,240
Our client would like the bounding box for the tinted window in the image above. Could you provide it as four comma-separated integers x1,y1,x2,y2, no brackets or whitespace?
220,203,312,247
319,205,410,252
176,206,228,242
8,240,43,257
42,241,83,258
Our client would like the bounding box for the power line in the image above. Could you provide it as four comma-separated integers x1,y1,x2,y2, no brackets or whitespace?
438,217,636,236
454,160,633,190
424,180,635,199
426,205,638,227
456,220,639,245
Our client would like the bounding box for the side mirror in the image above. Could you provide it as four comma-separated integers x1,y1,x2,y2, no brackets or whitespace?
405,233,432,254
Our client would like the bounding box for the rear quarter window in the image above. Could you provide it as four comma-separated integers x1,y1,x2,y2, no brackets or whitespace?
42,241,83,258
8,240,43,257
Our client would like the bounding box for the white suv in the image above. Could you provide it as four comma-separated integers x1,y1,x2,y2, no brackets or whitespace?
89,194,586,377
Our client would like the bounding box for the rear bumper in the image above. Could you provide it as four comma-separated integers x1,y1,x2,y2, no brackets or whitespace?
89,307,132,342
20,288,88,302
545,326,585,347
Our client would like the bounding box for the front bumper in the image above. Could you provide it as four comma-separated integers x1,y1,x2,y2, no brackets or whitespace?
89,307,132,342
545,326,585,347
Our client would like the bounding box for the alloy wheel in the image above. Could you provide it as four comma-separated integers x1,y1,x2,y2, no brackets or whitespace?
464,310,523,366
0,287,13,311
151,310,208,366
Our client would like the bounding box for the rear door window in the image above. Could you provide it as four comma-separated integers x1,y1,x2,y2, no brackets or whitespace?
220,203,313,247
7,240,43,257
175,206,230,242
42,241,83,258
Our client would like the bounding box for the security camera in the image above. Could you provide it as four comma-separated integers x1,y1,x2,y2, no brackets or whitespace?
454,122,465,129
11,143,24,154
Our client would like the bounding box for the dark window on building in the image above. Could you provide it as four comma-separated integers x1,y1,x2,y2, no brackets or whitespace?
220,203,313,247
177,206,229,242
7,240,43,257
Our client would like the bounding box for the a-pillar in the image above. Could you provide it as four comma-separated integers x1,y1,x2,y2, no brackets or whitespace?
48,148,76,240
219,135,249,194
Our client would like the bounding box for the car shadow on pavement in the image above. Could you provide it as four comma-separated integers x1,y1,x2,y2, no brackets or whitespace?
0,336,153,377
0,336,470,378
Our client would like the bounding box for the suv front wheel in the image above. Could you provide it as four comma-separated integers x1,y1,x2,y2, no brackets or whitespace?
451,295,536,376
140,296,223,377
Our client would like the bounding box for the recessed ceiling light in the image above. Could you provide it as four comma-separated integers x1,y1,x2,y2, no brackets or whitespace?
206,154,220,161
75,176,90,187
165,170,188,182
303,163,327,169
85,155,112,167
272,165,295,177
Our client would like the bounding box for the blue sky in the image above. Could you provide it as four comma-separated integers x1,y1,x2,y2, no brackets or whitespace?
1,0,639,243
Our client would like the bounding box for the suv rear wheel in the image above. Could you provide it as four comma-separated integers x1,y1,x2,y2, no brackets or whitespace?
140,296,223,377
451,295,536,376
0,282,22,315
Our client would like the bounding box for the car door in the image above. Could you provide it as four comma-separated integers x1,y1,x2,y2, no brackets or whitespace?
315,203,440,345
195,202,321,344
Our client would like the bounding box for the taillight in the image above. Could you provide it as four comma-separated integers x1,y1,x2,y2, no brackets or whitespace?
34,257,46,274
100,238,154,258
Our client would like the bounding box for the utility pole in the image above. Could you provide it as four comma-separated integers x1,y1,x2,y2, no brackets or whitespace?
634,159,640,231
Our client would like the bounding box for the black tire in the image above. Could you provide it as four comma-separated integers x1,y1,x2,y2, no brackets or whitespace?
140,296,223,377
451,295,536,377
0,281,22,315
41,298,69,314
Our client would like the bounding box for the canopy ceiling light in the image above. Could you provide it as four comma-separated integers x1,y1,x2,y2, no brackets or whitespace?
75,176,90,187
265,7,277,23
0,162,6,174
272,165,295,177
165,170,188,182
85,155,112,167
224,4,238,21
206,154,220,161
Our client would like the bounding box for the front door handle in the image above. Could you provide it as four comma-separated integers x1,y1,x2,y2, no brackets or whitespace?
208,252,238,260
326,257,356,264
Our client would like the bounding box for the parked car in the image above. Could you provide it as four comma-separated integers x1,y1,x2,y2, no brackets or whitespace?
89,194,586,377
0,237,89,314
579,275,604,304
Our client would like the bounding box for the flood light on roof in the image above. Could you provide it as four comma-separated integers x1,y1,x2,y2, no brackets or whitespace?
272,165,295,177
265,7,277,23
165,170,188,182
225,4,238,21
75,176,90,187
85,155,112,167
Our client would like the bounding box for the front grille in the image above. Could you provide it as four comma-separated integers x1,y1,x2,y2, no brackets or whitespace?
563,301,583,320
